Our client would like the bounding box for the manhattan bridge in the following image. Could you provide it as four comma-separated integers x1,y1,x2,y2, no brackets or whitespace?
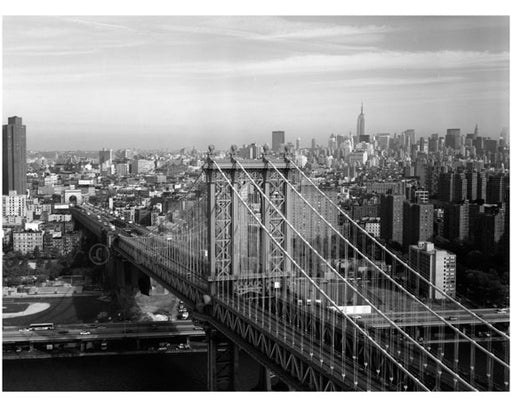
71,145,510,391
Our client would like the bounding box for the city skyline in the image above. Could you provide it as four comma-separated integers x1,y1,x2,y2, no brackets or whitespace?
3,16,510,151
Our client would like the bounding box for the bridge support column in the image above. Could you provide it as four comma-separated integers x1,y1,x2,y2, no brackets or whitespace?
256,365,272,391
206,327,239,391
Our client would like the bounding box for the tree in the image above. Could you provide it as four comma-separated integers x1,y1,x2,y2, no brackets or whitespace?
33,246,41,259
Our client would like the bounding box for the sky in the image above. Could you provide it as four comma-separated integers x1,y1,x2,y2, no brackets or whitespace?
2,15,510,151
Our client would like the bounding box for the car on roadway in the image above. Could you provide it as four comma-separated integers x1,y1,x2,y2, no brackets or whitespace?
447,316,458,321
176,343,190,350
79,331,91,335
496,308,508,314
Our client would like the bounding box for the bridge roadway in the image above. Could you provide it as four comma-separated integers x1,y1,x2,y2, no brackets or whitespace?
2,321,204,344
357,308,509,329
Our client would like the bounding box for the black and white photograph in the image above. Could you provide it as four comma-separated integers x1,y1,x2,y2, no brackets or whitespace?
1,1,510,398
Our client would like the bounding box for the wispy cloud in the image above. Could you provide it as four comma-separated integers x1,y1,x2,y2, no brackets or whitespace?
135,50,509,78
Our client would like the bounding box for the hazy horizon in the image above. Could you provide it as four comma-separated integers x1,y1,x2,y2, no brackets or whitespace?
3,16,510,151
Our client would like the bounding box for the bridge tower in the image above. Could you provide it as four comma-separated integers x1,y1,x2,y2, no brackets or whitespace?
204,144,293,297
203,145,294,390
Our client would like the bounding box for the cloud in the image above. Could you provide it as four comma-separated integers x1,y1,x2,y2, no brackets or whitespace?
154,16,395,45
132,50,508,78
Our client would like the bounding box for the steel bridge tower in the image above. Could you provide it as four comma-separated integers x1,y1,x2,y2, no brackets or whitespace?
203,145,294,390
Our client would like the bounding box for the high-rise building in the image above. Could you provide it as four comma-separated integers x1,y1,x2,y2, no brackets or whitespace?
428,134,439,153
356,103,365,137
403,201,434,248
404,129,416,147
99,148,113,165
445,129,461,150
453,172,467,202
2,116,27,195
475,205,506,254
438,172,466,203
271,131,285,153
477,171,487,201
465,171,478,201
487,173,506,204
409,241,456,300
443,202,469,241
438,172,454,202
380,194,405,245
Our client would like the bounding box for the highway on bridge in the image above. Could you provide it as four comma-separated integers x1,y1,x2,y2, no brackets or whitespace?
357,307,509,329
2,320,205,344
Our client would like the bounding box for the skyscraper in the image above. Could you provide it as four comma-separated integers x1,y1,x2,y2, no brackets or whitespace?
445,129,461,150
356,103,365,137
2,116,27,195
271,131,285,153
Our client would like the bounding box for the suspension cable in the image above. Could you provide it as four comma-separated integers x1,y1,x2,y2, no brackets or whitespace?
264,157,509,370
287,158,509,340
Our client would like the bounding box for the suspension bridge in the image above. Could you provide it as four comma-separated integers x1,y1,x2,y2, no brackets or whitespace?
70,145,510,391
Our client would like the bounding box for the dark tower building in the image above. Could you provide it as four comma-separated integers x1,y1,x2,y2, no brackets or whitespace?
438,171,466,203
445,129,461,150
272,131,285,153
487,174,506,204
403,201,434,248
438,172,454,202
443,202,469,241
357,103,365,137
380,194,405,245
2,116,27,195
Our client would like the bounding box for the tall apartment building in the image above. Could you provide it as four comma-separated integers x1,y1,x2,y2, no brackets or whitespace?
475,205,506,254
465,171,478,201
443,202,469,241
2,116,27,195
403,201,434,248
475,171,486,202
380,194,405,245
487,173,506,204
409,241,456,300
438,172,467,203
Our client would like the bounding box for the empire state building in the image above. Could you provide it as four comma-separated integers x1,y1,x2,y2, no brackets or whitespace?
356,103,365,137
